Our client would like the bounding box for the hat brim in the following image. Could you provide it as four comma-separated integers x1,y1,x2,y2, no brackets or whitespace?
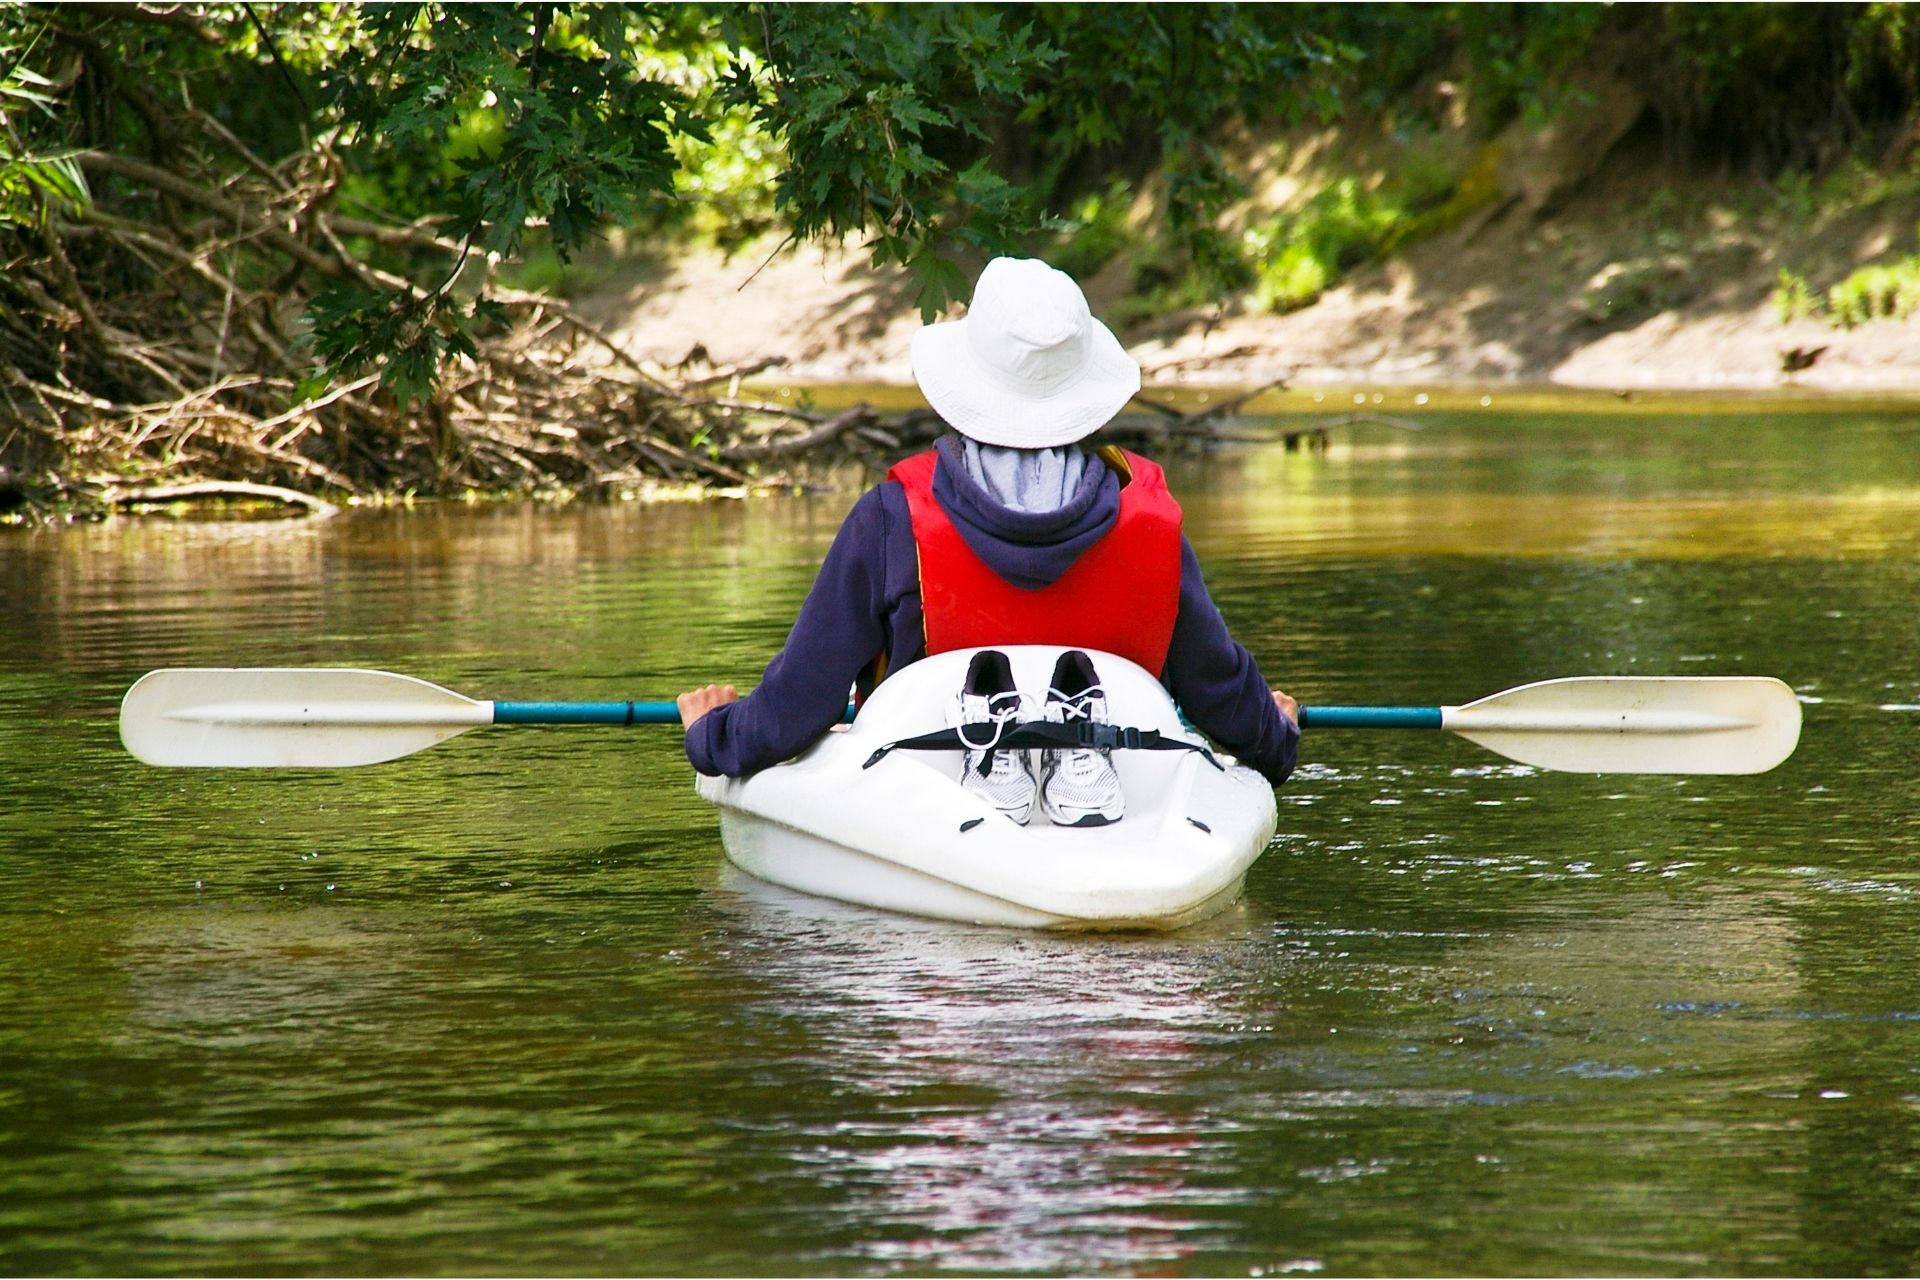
910,315,1141,449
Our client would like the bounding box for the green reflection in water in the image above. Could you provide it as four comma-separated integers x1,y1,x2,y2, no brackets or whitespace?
1,411,1917,1275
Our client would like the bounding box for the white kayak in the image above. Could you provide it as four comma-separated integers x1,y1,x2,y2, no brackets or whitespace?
696,646,1279,930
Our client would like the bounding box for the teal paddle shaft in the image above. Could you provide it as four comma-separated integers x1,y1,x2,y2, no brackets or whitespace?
1299,706,1443,730
491,701,1438,729
493,700,861,725
495,700,683,725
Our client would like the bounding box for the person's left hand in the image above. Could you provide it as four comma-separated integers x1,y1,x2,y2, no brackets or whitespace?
677,683,739,729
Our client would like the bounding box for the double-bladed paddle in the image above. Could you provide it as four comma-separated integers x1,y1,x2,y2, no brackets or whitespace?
118,668,1802,774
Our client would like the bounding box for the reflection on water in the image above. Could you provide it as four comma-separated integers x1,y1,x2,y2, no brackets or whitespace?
2,410,1918,1274
704,871,1267,1274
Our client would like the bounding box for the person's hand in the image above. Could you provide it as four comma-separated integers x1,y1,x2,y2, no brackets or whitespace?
1272,689,1300,727
677,683,739,729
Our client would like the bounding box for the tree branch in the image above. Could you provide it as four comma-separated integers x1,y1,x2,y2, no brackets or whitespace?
720,402,874,462
75,150,350,281
52,3,222,45
106,479,339,516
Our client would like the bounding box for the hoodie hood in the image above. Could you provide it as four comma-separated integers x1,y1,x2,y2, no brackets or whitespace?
928,434,1120,590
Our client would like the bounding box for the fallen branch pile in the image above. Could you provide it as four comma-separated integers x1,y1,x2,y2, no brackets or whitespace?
0,12,1256,522
0,8,944,522
0,135,906,517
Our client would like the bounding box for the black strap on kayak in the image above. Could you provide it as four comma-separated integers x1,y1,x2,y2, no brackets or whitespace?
861,721,1224,773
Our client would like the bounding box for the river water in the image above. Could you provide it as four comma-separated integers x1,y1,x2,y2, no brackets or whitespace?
3,406,1918,1276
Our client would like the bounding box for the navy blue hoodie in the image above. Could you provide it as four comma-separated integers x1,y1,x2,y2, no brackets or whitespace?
685,435,1299,785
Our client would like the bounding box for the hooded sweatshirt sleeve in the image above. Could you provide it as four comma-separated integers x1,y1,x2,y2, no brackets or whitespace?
684,487,894,777
1162,538,1299,786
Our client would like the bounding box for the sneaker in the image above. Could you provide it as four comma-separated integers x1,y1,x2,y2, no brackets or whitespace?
952,649,1036,824
1039,650,1125,827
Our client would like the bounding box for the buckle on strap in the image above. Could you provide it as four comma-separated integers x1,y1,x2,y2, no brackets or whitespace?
1086,723,1146,751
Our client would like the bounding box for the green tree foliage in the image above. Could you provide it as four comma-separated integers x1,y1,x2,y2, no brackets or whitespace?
0,3,1361,401
292,2,1364,395
1649,2,1920,168
731,5,1055,310
0,25,89,230
6,0,1920,413
305,4,706,402
1006,4,1357,290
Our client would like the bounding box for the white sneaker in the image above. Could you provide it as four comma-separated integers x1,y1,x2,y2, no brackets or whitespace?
1039,650,1125,827
952,650,1035,824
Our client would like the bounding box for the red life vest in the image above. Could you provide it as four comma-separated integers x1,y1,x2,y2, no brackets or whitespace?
887,446,1183,675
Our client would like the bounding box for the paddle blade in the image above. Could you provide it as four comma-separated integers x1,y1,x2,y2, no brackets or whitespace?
1443,676,1801,774
120,668,492,768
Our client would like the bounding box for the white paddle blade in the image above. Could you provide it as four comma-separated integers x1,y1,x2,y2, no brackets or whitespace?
120,668,493,768
1442,676,1802,774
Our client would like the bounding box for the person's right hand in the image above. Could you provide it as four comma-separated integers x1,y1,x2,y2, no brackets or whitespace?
1272,689,1300,727
677,683,739,729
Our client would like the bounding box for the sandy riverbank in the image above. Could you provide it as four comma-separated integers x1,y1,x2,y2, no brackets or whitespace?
584,153,1920,400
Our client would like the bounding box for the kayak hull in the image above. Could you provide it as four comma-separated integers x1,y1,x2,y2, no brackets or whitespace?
697,646,1278,930
717,808,1257,930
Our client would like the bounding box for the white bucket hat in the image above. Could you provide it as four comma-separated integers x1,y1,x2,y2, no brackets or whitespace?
910,257,1140,448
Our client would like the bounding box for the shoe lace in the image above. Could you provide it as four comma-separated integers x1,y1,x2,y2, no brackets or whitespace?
1045,685,1115,776
956,690,1024,754
1046,684,1106,725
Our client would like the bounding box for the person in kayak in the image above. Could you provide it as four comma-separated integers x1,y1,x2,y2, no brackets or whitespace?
677,256,1300,822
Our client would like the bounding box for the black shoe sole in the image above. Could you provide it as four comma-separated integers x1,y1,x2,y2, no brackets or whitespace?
1054,812,1119,828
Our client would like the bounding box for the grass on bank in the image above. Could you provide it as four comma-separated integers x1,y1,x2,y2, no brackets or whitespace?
1765,156,1920,328
1776,247,1920,328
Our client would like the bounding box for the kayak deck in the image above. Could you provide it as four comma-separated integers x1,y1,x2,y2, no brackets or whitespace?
697,647,1278,930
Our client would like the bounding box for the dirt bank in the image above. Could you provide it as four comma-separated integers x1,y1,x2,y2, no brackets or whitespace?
587,151,1920,399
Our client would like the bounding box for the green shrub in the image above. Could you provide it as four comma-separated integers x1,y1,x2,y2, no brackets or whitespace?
1245,178,1405,312
1827,255,1920,327
1771,269,1819,323
1251,241,1334,312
